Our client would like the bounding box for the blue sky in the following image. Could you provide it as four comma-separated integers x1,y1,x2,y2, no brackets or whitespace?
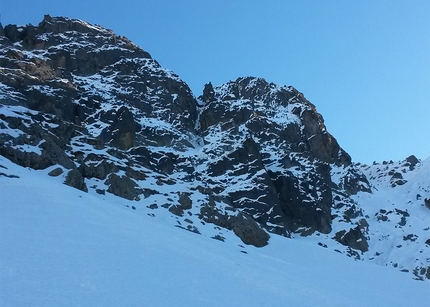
1,0,429,163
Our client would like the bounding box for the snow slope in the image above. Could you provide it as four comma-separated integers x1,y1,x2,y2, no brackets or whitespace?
300,157,430,279
354,158,430,273
1,156,428,307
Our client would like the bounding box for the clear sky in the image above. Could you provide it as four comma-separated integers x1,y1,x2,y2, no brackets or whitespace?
1,0,429,164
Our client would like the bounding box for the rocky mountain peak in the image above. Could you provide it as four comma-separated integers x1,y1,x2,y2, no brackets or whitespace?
3,14,145,56
0,15,199,149
1,16,428,280
200,76,351,166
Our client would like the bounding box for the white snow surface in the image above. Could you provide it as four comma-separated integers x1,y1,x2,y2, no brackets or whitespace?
1,156,429,307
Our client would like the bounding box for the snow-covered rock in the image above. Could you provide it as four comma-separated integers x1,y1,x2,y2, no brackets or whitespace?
0,15,429,280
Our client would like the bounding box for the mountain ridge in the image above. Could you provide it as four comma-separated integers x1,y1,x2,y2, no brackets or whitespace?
0,15,429,280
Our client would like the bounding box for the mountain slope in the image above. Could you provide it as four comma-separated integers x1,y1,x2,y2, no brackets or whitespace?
0,15,429,282
1,156,429,307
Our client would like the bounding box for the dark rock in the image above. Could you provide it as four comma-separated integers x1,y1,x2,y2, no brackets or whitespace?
0,116,75,170
200,82,215,103
376,214,388,222
298,106,350,165
398,217,407,227
64,169,88,192
199,205,270,247
0,147,45,169
175,224,201,234
0,22,5,37
334,226,369,252
272,170,332,234
125,166,147,181
169,192,193,216
307,131,345,164
346,247,362,260
39,138,75,169
80,156,118,180
208,138,262,177
156,154,175,174
48,167,63,177
96,189,105,195
391,172,403,179
211,235,225,242
402,234,418,242
395,208,410,217
358,219,369,234
178,192,192,210
425,198,430,210
109,106,137,150
142,188,158,198
231,213,270,247
405,155,419,168
279,123,301,145
169,205,184,216
343,204,363,222
390,172,407,187
105,173,140,200
341,167,372,195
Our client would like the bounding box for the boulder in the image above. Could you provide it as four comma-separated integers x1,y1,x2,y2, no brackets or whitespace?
334,226,369,252
405,155,419,168
169,192,193,216
178,192,192,210
64,169,88,192
48,167,63,177
231,213,270,247
106,174,140,200
199,205,270,247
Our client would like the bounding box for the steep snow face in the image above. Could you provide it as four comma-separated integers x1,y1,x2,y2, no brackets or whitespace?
319,157,430,280
355,158,430,278
0,156,429,307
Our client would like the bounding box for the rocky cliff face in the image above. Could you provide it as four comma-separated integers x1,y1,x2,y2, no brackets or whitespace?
198,78,356,237
1,16,429,279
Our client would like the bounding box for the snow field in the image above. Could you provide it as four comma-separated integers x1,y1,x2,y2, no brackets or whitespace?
1,156,429,307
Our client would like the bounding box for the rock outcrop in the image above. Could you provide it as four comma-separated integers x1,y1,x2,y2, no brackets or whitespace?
0,15,380,244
